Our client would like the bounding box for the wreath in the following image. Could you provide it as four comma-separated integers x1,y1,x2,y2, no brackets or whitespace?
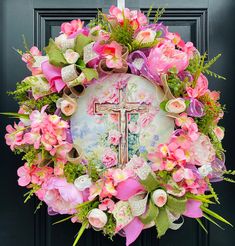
3,6,234,246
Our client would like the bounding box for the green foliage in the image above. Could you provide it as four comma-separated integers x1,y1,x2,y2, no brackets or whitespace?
103,214,116,240
23,184,40,203
64,162,86,183
204,69,226,80
167,73,186,97
8,80,31,102
88,10,109,31
82,67,99,81
139,173,159,192
154,208,170,238
76,200,99,222
110,17,134,48
206,179,220,204
44,38,68,67
153,7,165,23
22,147,39,165
202,53,222,71
140,199,159,225
74,34,93,56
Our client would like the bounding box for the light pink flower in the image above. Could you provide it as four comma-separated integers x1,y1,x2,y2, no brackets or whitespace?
111,169,129,185
41,177,83,214
59,99,77,116
135,29,156,44
31,166,54,185
190,134,215,166
148,40,189,75
50,142,73,164
99,87,119,104
88,179,104,201
24,130,41,149
61,19,84,36
213,126,224,141
152,189,168,207
99,198,115,212
88,208,108,228
17,164,32,186
29,105,47,129
102,148,118,168
5,122,25,150
175,113,194,128
165,98,186,114
186,74,208,98
108,129,121,145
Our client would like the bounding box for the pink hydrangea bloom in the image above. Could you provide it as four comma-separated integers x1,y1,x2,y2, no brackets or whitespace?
147,40,189,75
99,198,115,212
5,122,25,150
17,164,32,186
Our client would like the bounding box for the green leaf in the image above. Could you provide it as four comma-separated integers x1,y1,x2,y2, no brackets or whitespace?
154,208,170,238
196,218,208,233
203,213,224,230
72,220,89,246
44,38,68,67
166,195,187,214
53,215,73,225
139,200,159,225
139,173,159,192
74,34,92,56
0,112,29,119
160,100,168,112
202,53,222,71
82,68,98,81
201,206,233,227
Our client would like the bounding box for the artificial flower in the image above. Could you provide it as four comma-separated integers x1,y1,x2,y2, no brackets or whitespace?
102,148,118,168
88,208,108,229
74,175,92,191
152,189,168,207
135,28,156,44
165,98,186,114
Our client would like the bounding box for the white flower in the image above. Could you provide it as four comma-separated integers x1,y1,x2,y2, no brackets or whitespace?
74,175,92,191
190,133,216,166
152,189,168,207
165,98,186,114
198,164,213,177
135,29,156,44
88,208,108,229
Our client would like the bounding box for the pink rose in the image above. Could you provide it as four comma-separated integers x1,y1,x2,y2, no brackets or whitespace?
88,208,108,228
148,40,189,75
102,148,118,168
61,19,84,36
108,129,121,145
152,189,168,207
165,98,186,114
190,134,215,166
135,29,156,44
59,99,77,116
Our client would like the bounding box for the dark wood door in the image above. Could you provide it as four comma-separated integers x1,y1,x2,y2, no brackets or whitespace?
1,0,235,245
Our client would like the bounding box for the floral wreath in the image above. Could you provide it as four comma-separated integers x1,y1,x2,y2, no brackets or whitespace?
3,6,235,246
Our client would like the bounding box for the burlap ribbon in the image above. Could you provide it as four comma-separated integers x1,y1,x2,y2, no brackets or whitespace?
66,144,84,164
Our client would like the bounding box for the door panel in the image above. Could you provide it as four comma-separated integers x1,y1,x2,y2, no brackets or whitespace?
1,0,235,246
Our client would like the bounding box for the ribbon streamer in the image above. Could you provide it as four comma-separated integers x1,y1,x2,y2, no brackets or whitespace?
66,144,84,164
60,38,75,51
61,64,79,83
128,192,148,217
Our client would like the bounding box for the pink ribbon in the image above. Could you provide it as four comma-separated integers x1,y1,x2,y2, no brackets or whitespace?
123,217,144,246
183,199,203,218
41,61,66,92
115,178,145,201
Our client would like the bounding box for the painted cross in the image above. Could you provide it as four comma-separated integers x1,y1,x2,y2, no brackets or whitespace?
95,87,149,166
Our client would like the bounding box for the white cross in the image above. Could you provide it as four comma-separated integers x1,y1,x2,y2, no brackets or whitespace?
117,0,125,9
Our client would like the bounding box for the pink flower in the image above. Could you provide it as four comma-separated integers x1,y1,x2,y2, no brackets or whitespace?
59,99,77,116
41,177,83,214
88,208,108,228
175,113,194,128
165,98,186,114
148,40,189,75
109,5,131,23
152,189,168,207
50,142,73,164
29,105,47,129
31,166,53,185
186,74,208,98
102,148,118,168
101,41,123,69
190,134,215,166
99,198,115,212
5,122,25,150
17,164,32,186
213,126,224,141
108,129,121,145
24,130,41,149
111,169,129,185
135,29,156,44
60,19,84,36
88,180,104,201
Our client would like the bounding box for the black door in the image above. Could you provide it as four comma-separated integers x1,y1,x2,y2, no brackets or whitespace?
1,0,235,245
